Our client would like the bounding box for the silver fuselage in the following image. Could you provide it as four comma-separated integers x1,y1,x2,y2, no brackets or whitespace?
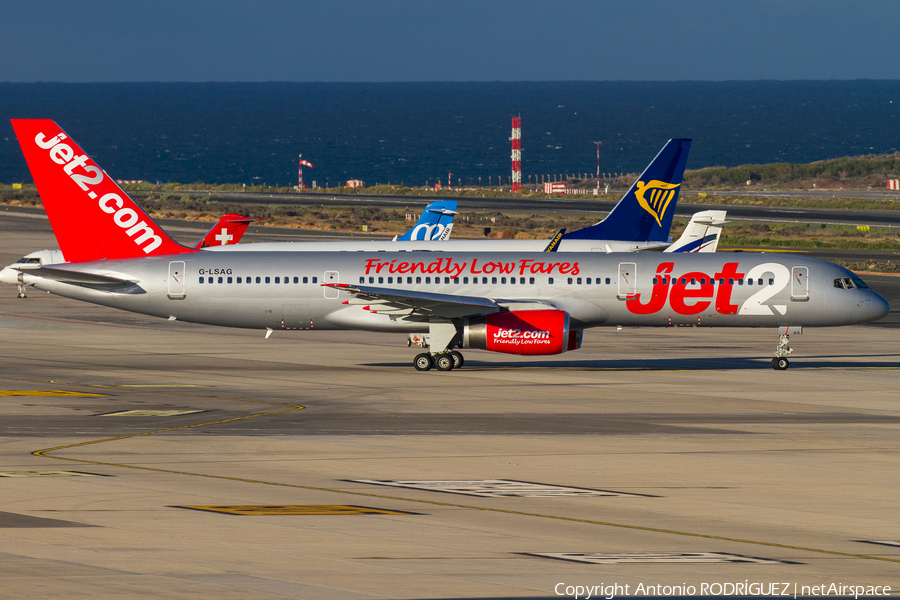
14,251,889,334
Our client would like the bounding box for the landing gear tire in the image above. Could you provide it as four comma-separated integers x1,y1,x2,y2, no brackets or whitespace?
435,354,454,371
772,357,790,371
449,351,464,369
414,353,433,371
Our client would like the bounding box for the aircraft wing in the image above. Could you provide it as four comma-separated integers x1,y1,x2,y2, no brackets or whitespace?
324,283,500,319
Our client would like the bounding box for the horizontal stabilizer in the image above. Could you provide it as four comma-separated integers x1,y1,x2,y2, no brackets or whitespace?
14,266,136,287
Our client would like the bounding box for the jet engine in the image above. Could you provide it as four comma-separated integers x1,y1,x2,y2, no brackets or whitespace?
462,309,582,356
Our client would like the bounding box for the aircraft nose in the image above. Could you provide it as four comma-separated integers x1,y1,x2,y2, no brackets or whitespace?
867,290,891,322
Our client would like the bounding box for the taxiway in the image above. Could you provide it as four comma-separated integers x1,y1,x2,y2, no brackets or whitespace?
1,213,899,599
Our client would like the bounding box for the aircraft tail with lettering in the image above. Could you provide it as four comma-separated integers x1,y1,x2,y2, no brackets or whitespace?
396,200,458,241
565,139,691,243
11,119,196,262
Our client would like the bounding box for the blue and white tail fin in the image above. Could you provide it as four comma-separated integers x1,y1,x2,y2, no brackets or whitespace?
565,139,691,243
396,201,458,241
664,210,727,253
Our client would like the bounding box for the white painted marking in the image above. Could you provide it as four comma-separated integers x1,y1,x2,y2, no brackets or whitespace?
863,540,900,548
351,479,644,498
0,471,105,478
529,552,786,564
215,228,233,245
98,409,205,417
117,385,206,388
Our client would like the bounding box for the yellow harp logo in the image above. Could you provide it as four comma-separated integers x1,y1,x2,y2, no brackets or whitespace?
634,180,680,227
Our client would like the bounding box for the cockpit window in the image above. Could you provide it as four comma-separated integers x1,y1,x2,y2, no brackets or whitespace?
16,257,41,264
835,276,870,290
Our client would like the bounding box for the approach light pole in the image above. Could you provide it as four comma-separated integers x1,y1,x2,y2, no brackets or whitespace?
592,141,602,193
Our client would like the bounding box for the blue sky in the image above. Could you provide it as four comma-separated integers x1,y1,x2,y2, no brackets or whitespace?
2,0,899,81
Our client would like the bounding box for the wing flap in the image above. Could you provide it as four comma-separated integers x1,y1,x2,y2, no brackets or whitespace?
325,283,498,308
323,283,501,319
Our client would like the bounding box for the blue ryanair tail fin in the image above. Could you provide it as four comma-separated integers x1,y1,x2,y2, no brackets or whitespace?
396,201,458,241
565,139,691,243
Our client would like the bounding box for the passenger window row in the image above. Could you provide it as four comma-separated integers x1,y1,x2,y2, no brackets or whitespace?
356,276,593,285
652,277,774,286
198,276,319,284
566,277,614,285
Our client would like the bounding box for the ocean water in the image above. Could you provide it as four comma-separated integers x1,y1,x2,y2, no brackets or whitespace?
1,81,899,187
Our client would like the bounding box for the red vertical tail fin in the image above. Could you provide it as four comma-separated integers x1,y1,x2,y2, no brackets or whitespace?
195,214,265,248
11,119,197,262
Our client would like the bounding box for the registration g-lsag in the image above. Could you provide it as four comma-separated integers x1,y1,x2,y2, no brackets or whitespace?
1,120,890,371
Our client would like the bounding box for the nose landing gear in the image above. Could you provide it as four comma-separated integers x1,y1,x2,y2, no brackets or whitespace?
771,332,794,370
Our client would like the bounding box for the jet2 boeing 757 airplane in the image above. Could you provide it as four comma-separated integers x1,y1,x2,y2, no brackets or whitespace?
2,120,889,371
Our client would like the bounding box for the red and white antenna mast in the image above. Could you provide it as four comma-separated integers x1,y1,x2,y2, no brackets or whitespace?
511,116,521,192
298,155,314,189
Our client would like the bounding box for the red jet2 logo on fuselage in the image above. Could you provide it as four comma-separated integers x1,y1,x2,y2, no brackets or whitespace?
627,261,792,317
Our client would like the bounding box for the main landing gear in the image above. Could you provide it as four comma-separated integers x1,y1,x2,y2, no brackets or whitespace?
771,333,793,370
413,351,464,372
